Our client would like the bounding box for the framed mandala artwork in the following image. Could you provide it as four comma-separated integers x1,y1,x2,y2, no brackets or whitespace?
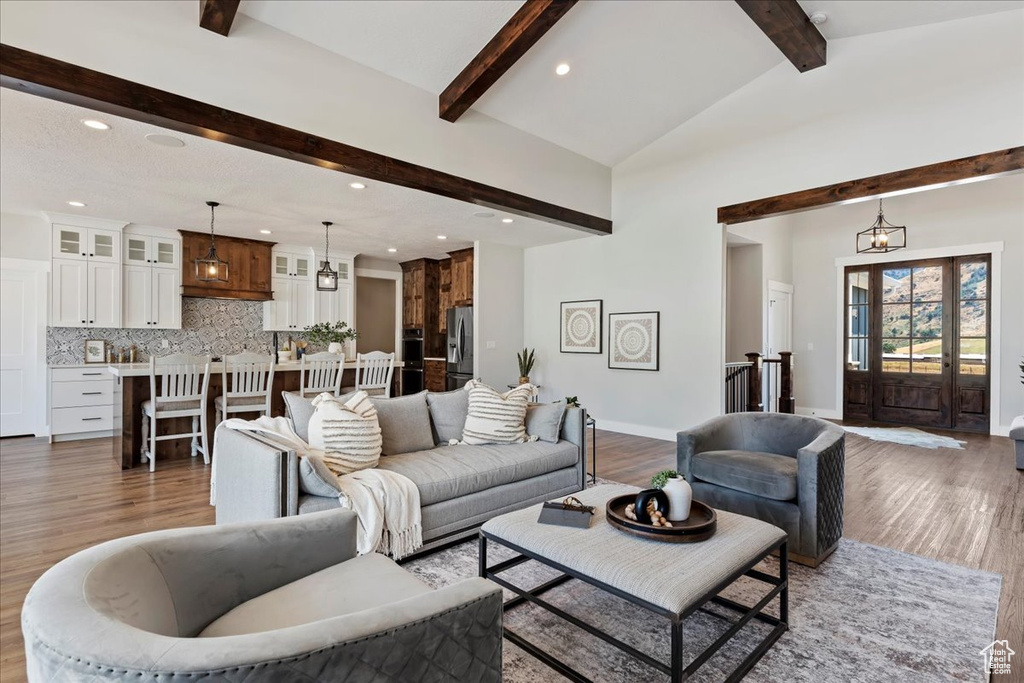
608,311,660,371
560,300,602,354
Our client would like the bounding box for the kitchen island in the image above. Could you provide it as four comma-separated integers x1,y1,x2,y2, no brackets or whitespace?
108,359,403,469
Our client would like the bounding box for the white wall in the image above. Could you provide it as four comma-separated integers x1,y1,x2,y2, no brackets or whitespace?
354,256,402,273
0,212,49,261
0,0,610,220
788,175,1024,431
726,245,762,362
474,242,524,388
524,10,1024,439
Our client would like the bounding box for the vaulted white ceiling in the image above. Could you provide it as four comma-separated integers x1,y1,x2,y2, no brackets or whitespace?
240,0,1024,166
0,88,587,260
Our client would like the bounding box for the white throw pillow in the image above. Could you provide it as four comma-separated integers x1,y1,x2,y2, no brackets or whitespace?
462,380,534,445
307,391,382,476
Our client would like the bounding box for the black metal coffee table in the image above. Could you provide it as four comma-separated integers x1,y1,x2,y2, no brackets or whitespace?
479,484,788,682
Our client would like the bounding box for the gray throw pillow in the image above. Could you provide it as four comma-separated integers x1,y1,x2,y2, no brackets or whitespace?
370,391,435,456
283,390,354,443
298,456,341,497
282,391,316,443
525,403,568,443
425,388,469,445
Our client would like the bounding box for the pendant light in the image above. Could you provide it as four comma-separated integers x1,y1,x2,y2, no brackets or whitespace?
856,199,907,254
316,221,339,291
195,201,229,282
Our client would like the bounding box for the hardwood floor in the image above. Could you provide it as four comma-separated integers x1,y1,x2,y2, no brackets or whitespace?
1,427,1021,682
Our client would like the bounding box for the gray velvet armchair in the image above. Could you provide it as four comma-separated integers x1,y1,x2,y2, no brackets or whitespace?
678,413,845,567
22,509,502,682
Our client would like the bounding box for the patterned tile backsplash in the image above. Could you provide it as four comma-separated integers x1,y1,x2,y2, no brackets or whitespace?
47,299,304,365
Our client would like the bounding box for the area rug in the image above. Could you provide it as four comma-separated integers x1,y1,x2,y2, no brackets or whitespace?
843,425,967,450
405,537,1001,682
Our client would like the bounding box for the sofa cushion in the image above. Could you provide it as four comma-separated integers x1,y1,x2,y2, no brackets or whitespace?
525,403,567,443
370,392,435,455
425,388,469,444
376,441,578,506
308,392,382,476
692,450,798,501
462,380,532,445
198,553,431,637
283,390,356,443
298,456,341,497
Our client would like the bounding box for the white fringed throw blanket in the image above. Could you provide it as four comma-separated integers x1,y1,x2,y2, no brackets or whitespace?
215,415,423,560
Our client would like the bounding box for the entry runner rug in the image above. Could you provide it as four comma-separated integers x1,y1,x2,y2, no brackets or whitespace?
405,536,1000,682
842,426,967,449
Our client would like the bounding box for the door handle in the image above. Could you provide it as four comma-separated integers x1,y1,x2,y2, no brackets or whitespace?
81,417,103,421
82,372,102,376
944,362,950,368
82,392,103,395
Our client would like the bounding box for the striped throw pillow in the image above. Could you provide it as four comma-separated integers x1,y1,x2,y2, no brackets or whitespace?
462,380,534,445
307,391,382,476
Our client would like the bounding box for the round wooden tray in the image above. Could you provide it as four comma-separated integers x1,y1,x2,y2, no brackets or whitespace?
605,494,717,543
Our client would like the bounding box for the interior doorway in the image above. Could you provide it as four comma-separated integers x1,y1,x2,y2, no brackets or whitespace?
355,276,397,354
842,254,990,432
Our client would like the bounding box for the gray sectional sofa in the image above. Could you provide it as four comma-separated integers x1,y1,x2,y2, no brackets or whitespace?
214,389,588,552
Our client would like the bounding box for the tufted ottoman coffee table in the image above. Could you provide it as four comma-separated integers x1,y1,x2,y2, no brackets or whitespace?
480,483,788,682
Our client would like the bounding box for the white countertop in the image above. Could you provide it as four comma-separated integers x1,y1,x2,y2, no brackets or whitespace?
105,359,404,377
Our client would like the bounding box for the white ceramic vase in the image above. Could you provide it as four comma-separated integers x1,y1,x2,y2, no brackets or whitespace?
328,342,344,355
663,476,692,522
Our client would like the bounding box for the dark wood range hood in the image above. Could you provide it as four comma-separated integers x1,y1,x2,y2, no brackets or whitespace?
179,230,275,301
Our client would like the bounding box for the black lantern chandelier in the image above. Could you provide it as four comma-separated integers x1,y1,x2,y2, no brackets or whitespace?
856,199,907,254
195,201,229,282
316,221,339,291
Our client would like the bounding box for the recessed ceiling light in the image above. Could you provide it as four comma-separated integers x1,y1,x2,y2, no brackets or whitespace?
67,201,86,207
555,63,571,76
502,217,514,224
349,182,366,190
81,119,110,130
145,134,185,148
437,235,448,240
387,248,397,253
259,229,272,234
473,211,495,218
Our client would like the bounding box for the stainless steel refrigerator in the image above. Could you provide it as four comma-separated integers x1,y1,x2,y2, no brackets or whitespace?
446,306,474,390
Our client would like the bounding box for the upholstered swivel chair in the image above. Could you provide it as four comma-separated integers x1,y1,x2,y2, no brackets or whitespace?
22,510,502,682
678,413,845,567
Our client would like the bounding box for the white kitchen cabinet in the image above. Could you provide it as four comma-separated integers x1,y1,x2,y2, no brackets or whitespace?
314,282,352,325
51,259,89,327
87,261,121,328
124,235,179,269
52,225,120,263
49,367,115,442
264,276,315,331
274,252,312,279
123,262,181,329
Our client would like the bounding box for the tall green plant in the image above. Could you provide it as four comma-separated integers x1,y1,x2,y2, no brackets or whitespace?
517,348,536,377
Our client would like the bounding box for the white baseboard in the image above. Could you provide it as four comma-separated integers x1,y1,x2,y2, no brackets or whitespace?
992,424,1011,437
592,419,676,442
795,406,843,420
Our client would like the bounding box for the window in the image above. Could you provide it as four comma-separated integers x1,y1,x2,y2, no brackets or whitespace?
958,260,988,375
845,270,869,371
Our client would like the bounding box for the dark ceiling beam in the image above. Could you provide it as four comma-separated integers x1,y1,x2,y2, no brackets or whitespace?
439,0,578,122
0,44,611,236
734,0,826,72
199,0,240,37
717,148,1024,225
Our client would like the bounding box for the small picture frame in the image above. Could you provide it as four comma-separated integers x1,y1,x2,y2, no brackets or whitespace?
84,339,107,364
560,299,603,354
608,311,660,371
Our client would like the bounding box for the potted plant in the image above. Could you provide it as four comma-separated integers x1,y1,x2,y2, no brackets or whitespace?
303,321,359,356
517,348,536,384
651,469,692,522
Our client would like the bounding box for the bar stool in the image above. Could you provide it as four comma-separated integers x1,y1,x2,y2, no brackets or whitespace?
299,352,344,397
215,352,275,426
342,351,396,398
141,354,211,473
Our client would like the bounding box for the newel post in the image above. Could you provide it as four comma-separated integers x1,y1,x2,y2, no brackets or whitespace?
745,352,763,412
778,352,795,414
